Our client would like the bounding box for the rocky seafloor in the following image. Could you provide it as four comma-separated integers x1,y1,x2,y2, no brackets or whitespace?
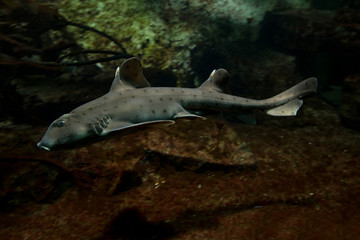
0,95,359,239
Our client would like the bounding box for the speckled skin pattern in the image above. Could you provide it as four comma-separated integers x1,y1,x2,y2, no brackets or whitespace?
37,58,317,150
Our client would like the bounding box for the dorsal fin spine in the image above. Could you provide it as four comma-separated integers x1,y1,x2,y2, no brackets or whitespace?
199,69,231,94
109,58,151,92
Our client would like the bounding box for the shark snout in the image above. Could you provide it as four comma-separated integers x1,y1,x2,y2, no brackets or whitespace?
37,141,51,151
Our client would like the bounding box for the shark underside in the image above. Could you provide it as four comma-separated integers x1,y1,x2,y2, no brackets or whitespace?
37,57,317,151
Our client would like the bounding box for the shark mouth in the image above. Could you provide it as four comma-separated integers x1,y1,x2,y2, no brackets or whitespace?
37,142,51,151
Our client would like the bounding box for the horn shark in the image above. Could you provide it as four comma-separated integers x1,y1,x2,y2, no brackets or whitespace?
37,57,317,151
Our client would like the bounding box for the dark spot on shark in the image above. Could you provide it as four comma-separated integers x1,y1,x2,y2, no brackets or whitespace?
143,89,147,92
193,95,197,98
140,105,143,108
163,109,167,113
155,89,159,93
132,96,135,98
134,73,138,77
221,97,224,100
88,107,93,110
149,99,153,103
160,98,163,101
171,89,175,92
152,110,155,114
169,98,172,100
82,113,86,116
114,105,118,109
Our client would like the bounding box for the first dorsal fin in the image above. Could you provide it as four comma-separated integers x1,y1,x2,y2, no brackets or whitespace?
110,57,151,92
199,68,231,94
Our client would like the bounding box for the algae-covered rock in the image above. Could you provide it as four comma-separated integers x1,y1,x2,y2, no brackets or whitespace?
58,0,310,85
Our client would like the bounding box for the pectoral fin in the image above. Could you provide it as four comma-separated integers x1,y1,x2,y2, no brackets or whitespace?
102,120,175,135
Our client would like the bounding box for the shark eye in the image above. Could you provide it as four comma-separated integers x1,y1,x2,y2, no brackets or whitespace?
57,120,65,127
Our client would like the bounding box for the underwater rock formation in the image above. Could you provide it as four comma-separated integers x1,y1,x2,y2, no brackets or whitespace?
261,9,360,56
58,0,311,84
339,74,360,131
1,104,360,239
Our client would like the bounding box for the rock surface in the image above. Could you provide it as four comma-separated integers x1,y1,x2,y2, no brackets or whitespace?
58,0,311,84
1,97,360,239
339,74,360,131
261,9,357,52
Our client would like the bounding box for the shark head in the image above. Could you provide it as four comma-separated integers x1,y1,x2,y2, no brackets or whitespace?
37,113,91,151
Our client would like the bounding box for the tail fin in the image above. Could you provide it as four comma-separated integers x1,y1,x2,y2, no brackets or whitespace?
265,77,317,116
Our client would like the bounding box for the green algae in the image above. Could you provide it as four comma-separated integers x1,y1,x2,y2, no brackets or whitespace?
58,0,310,85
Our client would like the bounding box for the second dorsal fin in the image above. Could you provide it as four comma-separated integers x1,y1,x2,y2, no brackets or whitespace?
199,69,231,94
110,57,151,92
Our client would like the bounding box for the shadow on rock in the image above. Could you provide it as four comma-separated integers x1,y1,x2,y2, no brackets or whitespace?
136,150,257,175
112,171,143,194
102,208,175,240
0,159,74,212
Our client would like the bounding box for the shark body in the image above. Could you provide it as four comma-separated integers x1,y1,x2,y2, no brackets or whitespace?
37,57,317,151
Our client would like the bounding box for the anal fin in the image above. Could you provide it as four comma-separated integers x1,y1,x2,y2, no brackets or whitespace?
237,112,257,124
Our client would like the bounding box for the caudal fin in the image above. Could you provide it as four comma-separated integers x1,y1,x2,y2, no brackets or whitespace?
265,77,317,116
